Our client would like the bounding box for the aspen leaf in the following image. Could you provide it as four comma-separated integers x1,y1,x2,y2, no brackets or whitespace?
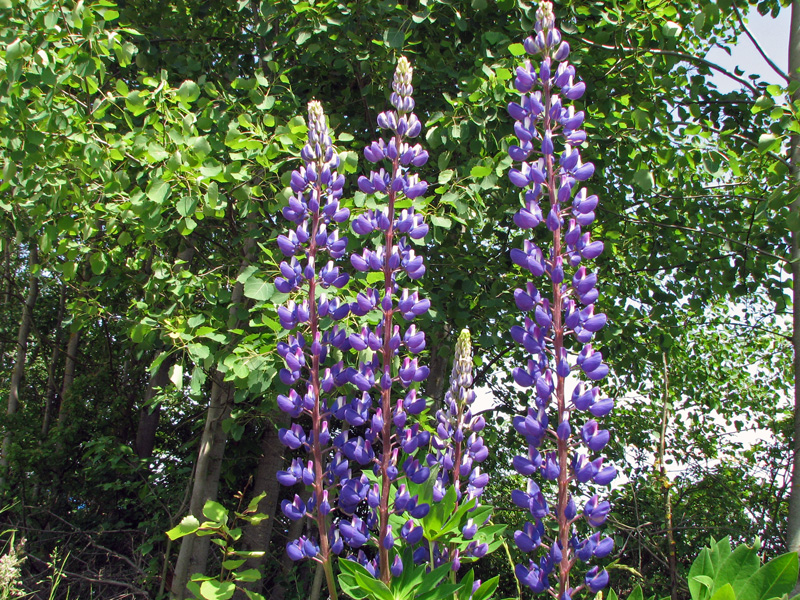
166,515,199,540
177,80,201,103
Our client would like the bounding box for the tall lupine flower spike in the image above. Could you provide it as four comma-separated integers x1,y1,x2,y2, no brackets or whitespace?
345,56,431,584
508,3,614,597
428,328,490,568
275,100,352,600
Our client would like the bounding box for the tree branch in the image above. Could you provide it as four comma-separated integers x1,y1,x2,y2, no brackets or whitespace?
732,3,789,82
604,209,788,264
574,36,760,95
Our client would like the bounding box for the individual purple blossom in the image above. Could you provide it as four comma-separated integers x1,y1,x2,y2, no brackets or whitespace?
508,2,613,596
342,56,431,584
274,100,353,600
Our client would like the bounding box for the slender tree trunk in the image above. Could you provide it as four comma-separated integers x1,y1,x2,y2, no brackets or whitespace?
135,244,196,462
41,284,66,439
658,352,678,600
787,0,800,583
55,330,81,434
0,243,39,493
170,378,233,599
0,241,10,366
134,352,175,460
171,237,257,598
425,334,448,404
1,240,10,307
309,561,324,600
234,412,289,599
272,489,313,600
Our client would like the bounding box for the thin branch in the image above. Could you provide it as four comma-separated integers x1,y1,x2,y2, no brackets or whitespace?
732,3,789,82
605,209,788,263
574,36,759,95
687,318,792,341
676,121,793,170
474,341,515,386
610,252,737,276
27,554,149,597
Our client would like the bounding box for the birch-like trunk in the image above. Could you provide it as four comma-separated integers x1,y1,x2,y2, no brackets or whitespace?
133,352,175,460
41,284,66,439
171,237,256,598
271,489,313,600
0,243,39,492
234,412,289,599
55,330,80,433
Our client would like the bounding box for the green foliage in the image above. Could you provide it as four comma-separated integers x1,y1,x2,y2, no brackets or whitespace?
687,538,798,600
338,554,498,600
405,478,505,565
167,496,268,600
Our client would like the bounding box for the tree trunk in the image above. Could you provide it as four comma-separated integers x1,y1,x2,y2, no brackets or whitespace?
171,237,257,598
0,243,39,493
425,325,452,404
185,378,234,584
0,240,10,365
55,329,81,434
41,284,66,439
787,0,800,585
234,412,289,599
134,352,175,460
271,489,313,600
135,243,196,462
309,561,324,600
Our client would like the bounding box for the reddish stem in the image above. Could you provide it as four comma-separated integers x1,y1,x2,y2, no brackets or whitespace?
378,135,400,584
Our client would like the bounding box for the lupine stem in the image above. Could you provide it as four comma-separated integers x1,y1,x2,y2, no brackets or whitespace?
308,173,338,600
345,55,432,580
543,73,573,593
377,136,401,584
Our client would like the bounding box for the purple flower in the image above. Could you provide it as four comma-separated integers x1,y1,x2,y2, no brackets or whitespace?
274,101,358,583
345,56,433,583
507,2,614,596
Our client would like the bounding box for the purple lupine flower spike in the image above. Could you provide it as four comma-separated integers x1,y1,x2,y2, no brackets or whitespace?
508,2,613,596
417,329,490,571
431,328,485,505
347,56,431,584
274,101,353,600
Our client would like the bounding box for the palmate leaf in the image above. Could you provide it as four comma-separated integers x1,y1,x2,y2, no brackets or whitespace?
353,571,393,600
390,549,425,600
415,562,455,599
737,552,799,600
338,559,391,600
712,539,761,596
